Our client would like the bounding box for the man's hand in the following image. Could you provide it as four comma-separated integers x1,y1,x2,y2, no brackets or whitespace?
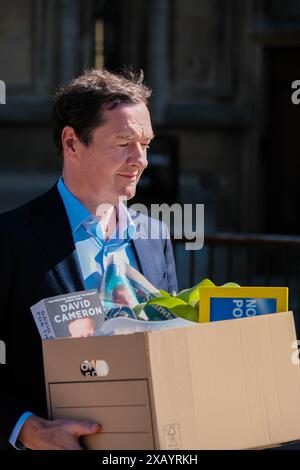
18,415,101,450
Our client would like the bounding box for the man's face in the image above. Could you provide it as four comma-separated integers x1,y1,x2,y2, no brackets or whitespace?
68,102,154,208
112,285,132,306
68,318,95,338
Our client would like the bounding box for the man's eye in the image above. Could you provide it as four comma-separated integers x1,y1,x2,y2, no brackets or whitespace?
118,142,150,149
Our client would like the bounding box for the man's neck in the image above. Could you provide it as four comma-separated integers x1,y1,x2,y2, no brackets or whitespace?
62,173,116,216
98,206,117,242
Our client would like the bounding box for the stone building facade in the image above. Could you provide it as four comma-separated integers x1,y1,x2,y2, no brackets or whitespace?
1,0,300,235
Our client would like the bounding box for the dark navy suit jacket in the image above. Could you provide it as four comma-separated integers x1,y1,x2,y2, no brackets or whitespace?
0,185,178,449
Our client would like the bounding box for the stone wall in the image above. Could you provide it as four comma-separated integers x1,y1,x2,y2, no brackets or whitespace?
1,0,300,234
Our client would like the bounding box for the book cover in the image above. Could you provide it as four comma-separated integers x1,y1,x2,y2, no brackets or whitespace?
198,286,289,323
31,289,105,339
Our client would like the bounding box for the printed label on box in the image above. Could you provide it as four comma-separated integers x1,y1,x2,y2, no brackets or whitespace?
163,423,181,450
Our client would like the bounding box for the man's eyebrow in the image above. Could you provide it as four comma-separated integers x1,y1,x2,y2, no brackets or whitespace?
116,133,155,141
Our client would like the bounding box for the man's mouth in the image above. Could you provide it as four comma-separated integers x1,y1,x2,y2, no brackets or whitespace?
117,173,139,180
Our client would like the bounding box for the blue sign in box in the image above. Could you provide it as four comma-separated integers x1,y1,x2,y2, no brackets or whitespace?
210,297,277,322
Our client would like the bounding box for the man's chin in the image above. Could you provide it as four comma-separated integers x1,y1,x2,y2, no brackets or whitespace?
119,186,137,201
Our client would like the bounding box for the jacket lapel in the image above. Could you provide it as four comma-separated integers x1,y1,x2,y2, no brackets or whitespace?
28,185,86,293
130,210,163,287
131,237,159,282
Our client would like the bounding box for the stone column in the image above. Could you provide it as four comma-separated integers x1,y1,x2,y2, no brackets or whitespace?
59,0,80,84
147,0,170,123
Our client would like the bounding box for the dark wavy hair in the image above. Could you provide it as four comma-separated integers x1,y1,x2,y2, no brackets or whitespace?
51,68,152,156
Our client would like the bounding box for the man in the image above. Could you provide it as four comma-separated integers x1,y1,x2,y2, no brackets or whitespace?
67,317,96,338
112,284,133,306
0,68,178,449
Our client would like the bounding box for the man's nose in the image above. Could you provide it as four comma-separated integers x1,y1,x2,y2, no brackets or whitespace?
127,143,148,169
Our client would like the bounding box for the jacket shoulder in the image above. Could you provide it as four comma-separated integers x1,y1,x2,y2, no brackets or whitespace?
0,184,59,231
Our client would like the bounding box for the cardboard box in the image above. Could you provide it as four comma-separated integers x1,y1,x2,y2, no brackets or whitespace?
42,311,300,450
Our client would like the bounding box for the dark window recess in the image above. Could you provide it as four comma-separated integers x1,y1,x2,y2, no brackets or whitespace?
131,135,179,207
262,47,300,235
94,0,123,69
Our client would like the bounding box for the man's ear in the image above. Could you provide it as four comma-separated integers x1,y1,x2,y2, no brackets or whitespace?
62,126,79,160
